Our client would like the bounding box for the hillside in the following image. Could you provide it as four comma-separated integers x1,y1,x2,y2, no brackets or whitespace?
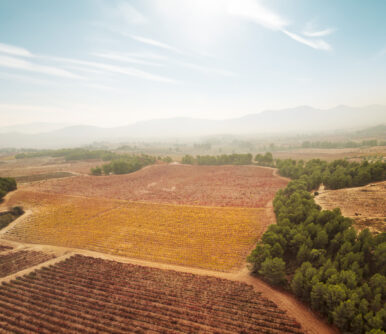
1,105,385,148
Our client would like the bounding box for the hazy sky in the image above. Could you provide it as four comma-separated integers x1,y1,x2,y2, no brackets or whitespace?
0,0,386,127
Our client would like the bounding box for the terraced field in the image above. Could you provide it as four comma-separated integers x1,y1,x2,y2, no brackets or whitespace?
0,255,303,334
5,190,264,271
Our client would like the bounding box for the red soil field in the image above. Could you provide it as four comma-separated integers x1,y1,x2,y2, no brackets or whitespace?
0,255,303,333
0,245,12,253
0,250,55,278
26,164,288,208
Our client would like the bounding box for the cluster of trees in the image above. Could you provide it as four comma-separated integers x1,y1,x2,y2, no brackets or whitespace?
0,177,16,200
181,153,253,165
301,140,382,149
0,206,24,230
15,148,118,161
248,162,386,333
254,152,274,166
276,159,386,190
91,154,156,175
157,156,173,163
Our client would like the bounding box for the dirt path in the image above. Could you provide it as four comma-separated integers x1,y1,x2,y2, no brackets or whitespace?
0,252,75,284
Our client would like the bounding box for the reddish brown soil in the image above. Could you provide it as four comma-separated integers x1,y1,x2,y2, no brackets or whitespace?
25,164,288,208
0,254,304,333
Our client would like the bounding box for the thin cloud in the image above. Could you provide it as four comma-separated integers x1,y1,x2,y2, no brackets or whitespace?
371,46,386,60
0,54,82,79
0,72,53,85
303,28,335,37
93,52,163,66
228,0,332,51
124,51,168,60
130,35,183,54
116,2,147,25
52,57,178,84
377,47,386,57
282,30,331,51
0,42,32,57
227,0,288,31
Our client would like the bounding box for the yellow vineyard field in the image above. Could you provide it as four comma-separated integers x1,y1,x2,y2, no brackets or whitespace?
5,191,264,271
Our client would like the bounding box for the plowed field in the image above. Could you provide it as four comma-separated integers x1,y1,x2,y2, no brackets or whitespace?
0,255,304,333
25,164,287,207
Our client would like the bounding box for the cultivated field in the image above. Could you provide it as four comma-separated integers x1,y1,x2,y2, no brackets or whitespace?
0,254,303,334
25,164,287,208
315,181,386,233
0,156,101,179
273,146,386,162
0,250,55,278
5,190,264,271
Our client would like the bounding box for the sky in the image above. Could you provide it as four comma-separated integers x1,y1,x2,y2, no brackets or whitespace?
0,0,386,127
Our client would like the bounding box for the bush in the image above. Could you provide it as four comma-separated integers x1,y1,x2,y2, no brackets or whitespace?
90,167,102,176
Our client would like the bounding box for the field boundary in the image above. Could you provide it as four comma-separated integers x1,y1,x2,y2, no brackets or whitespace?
0,252,74,284
0,209,32,235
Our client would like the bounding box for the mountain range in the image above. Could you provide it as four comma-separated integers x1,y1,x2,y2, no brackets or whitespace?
1,105,385,148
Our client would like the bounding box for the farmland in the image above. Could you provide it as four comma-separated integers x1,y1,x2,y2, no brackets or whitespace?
25,164,287,207
0,162,328,332
315,181,386,233
0,254,303,333
0,156,101,179
0,249,55,278
5,190,264,271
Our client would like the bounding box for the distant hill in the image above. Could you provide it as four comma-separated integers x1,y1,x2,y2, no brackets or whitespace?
353,124,386,138
0,122,73,134
0,105,385,148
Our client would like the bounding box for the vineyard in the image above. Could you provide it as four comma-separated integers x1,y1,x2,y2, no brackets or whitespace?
0,245,12,253
0,249,55,278
5,191,264,271
0,255,303,333
26,164,288,207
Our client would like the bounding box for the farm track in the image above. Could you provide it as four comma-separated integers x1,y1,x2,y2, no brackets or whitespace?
0,166,337,333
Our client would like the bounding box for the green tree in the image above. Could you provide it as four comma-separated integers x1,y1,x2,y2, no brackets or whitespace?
90,166,102,176
314,230,329,249
332,299,356,332
181,155,195,164
258,257,286,286
310,282,326,312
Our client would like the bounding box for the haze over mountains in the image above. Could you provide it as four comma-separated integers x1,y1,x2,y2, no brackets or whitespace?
1,105,385,148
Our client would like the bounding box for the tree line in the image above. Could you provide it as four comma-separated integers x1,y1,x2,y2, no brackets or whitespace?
181,153,253,165
90,154,156,175
15,148,118,161
301,140,385,149
247,159,386,333
276,158,385,190
0,177,17,200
